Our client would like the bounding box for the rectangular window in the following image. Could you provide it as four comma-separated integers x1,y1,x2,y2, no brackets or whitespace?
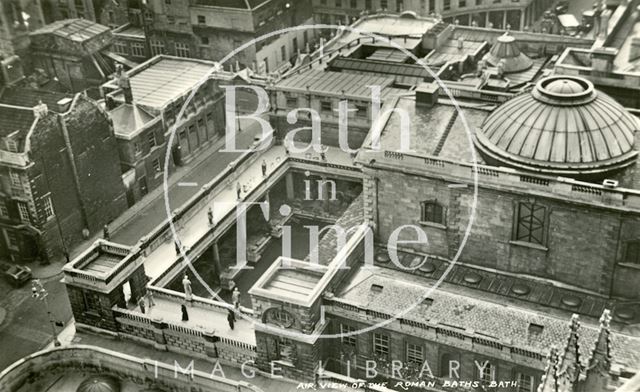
200,36,209,45
477,361,494,383
6,139,17,152
380,0,388,8
281,45,286,61
151,40,165,55
421,200,445,225
17,202,29,222
517,373,534,392
443,0,451,10
148,131,156,148
7,232,18,248
335,0,342,6
197,15,205,24
320,0,327,4
82,291,100,311
406,343,424,365
373,333,389,360
175,42,190,58
356,104,367,118
152,158,162,172
365,0,372,9
0,201,8,217
286,95,297,108
397,0,404,12
459,0,466,6
515,202,546,245
340,324,357,347
134,142,142,155
131,42,145,57
320,101,332,113
350,0,357,7
113,41,128,55
43,195,55,219
9,171,20,188
625,242,640,264
428,0,434,13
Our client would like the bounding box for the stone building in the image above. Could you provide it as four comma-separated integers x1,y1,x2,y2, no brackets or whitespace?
81,0,318,75
42,15,640,392
312,0,555,30
101,55,228,202
0,90,127,262
0,0,46,57
28,18,116,94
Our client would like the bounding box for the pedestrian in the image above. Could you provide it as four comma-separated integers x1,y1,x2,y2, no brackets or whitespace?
174,241,181,254
320,147,326,161
284,145,290,156
103,224,110,240
261,160,267,176
236,182,242,199
232,287,240,309
207,206,213,225
227,309,235,330
181,303,189,321
146,290,155,308
138,296,146,314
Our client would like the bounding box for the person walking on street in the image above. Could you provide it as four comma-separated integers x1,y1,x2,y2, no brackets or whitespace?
146,290,155,308
261,160,267,177
236,182,242,199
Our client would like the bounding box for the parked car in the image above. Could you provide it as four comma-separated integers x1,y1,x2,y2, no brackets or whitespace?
0,263,32,286
557,13,581,36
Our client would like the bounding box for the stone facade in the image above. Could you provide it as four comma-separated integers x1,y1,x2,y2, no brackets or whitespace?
365,165,640,299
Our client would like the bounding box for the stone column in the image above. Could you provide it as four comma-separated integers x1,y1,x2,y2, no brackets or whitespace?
502,11,507,30
212,242,222,286
520,10,525,31
485,12,489,27
285,172,295,199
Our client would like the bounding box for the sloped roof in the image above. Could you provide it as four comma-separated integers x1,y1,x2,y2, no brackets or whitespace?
0,105,36,138
0,87,72,111
109,104,156,137
483,34,533,73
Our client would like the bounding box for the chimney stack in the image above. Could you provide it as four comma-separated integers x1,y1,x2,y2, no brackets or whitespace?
415,83,439,107
115,64,133,104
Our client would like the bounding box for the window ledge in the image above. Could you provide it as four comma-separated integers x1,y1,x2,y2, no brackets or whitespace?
419,221,447,230
617,262,640,271
509,240,548,252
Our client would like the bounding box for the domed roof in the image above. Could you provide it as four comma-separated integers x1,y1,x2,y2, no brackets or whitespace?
475,76,639,179
483,34,533,73
76,376,120,392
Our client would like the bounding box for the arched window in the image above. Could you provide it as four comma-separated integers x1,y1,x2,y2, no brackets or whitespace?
421,200,446,225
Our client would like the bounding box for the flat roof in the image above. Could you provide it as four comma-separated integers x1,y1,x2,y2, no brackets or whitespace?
119,57,217,109
378,95,489,162
276,69,395,100
30,18,110,42
425,37,485,66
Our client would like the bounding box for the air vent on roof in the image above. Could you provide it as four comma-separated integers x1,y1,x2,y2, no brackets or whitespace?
423,298,434,306
528,323,544,335
370,284,384,293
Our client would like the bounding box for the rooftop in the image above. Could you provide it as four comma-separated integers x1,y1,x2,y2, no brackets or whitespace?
0,105,36,138
192,0,269,9
276,69,396,100
0,87,72,112
30,18,110,42
475,75,639,179
109,104,157,138
107,56,218,110
334,267,640,370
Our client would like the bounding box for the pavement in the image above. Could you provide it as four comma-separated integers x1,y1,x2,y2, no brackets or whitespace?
0,119,263,372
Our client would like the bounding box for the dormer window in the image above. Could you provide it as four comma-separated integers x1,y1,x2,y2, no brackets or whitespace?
5,139,17,152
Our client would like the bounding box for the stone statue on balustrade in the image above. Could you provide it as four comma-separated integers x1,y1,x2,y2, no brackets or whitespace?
182,274,193,302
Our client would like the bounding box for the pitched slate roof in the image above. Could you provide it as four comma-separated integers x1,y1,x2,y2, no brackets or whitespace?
0,106,36,138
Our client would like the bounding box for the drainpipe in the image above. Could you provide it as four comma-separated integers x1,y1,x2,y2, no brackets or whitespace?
58,113,90,236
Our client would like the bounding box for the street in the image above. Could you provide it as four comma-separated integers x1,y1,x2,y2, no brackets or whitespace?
0,120,263,371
